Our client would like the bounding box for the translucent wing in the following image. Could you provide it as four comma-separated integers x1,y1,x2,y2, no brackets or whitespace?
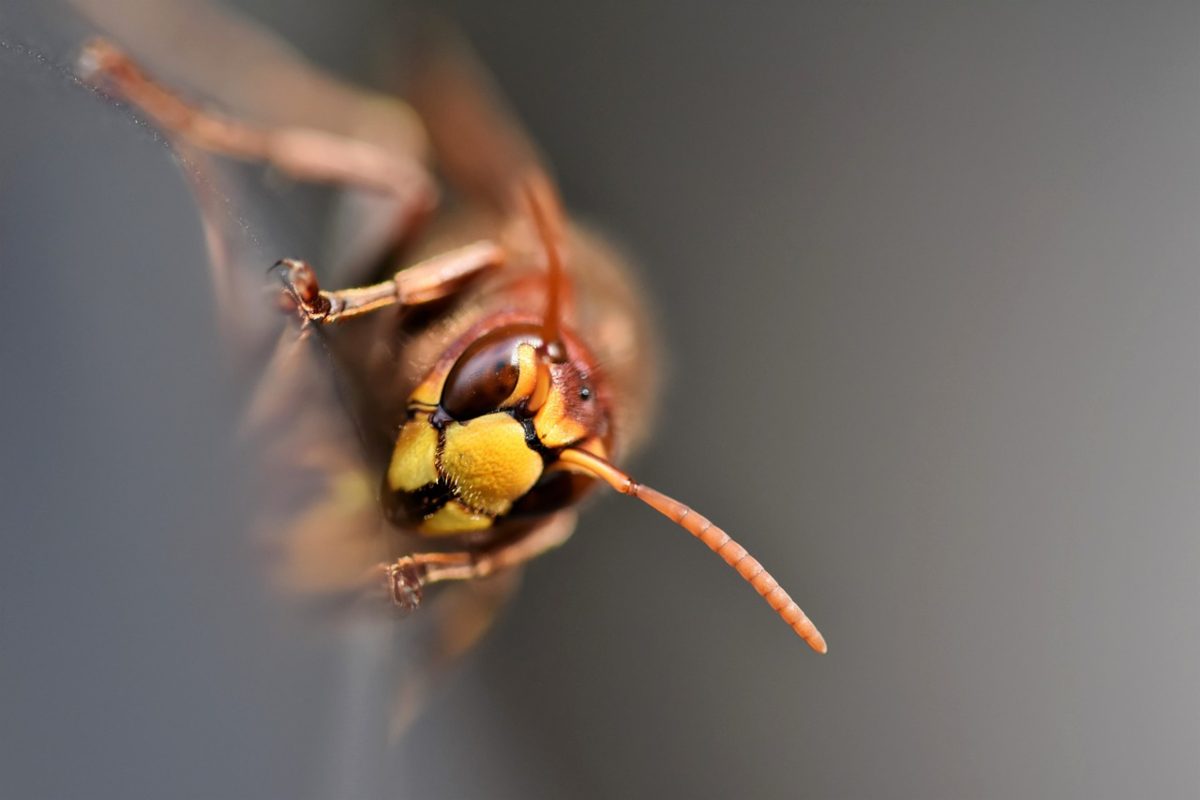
69,1,564,742
403,18,553,215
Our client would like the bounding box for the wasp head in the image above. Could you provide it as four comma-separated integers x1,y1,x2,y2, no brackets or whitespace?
383,316,611,535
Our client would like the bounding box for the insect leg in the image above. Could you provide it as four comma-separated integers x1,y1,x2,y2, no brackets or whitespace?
272,240,505,324
381,512,577,611
77,38,436,228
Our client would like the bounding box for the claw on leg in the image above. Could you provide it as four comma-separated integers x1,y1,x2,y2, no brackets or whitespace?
376,512,577,616
384,558,425,613
269,241,504,326
271,258,333,321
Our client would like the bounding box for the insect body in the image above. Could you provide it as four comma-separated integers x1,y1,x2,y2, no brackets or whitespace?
79,31,827,654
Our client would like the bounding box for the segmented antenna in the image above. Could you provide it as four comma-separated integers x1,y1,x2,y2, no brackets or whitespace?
521,177,567,357
558,447,828,653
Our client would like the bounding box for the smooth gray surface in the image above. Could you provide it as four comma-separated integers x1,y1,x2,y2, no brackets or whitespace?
2,2,1198,798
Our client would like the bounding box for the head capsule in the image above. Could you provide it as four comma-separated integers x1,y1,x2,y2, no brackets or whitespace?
383,317,611,536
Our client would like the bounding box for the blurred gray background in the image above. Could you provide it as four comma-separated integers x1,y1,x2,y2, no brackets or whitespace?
2,1,1198,798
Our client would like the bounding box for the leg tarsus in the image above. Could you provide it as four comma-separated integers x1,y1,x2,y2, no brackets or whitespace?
271,258,329,318
380,512,577,612
384,558,427,612
270,241,504,325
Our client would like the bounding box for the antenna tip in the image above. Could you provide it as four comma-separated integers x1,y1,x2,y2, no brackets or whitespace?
801,626,828,654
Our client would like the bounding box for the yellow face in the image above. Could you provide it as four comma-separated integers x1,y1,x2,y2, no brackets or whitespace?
384,320,609,536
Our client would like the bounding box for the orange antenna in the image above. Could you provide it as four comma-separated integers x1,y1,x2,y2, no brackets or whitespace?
521,176,567,356
558,448,828,653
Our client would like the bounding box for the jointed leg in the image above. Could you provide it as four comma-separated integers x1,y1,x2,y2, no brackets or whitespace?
78,38,436,229
273,240,505,324
383,512,577,611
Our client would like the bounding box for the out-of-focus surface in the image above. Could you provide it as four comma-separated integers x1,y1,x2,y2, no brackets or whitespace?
2,1,1198,798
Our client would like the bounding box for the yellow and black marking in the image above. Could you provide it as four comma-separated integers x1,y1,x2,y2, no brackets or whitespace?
382,319,609,536
384,404,606,537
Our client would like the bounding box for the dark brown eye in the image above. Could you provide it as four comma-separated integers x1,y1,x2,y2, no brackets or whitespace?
441,324,543,420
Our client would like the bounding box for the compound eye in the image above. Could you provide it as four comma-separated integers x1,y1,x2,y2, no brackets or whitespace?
441,324,543,420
